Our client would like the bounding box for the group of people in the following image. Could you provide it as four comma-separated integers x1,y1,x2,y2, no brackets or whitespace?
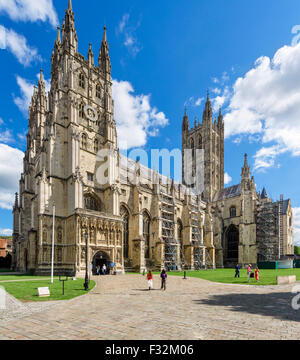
96,263,108,276
235,264,260,282
146,269,167,291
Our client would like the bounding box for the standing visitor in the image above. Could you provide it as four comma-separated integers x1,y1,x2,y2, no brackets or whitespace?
235,264,240,278
247,264,252,283
102,263,107,275
255,267,260,283
147,270,153,290
160,269,167,291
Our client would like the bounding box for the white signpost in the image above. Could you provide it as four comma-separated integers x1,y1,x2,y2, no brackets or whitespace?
38,287,50,297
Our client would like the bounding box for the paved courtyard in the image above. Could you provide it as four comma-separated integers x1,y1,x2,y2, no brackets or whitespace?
0,274,300,340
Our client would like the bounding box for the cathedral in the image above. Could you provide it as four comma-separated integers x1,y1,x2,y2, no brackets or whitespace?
12,1,294,275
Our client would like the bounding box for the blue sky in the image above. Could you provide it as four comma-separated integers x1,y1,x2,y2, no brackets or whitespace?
0,0,300,244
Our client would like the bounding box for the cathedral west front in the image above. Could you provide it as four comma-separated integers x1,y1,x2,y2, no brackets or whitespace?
12,1,294,275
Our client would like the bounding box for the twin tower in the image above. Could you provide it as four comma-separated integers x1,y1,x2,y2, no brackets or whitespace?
182,94,225,202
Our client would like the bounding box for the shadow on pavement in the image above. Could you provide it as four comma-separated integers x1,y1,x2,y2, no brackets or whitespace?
193,291,300,322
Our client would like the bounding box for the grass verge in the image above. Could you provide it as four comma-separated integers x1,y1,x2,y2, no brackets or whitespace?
0,278,95,302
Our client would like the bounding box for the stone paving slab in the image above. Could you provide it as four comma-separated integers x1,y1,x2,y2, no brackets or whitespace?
0,274,299,340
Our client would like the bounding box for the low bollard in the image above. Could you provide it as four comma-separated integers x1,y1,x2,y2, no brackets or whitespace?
59,275,68,295
183,271,187,280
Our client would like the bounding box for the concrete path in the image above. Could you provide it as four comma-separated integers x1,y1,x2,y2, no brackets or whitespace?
0,274,299,340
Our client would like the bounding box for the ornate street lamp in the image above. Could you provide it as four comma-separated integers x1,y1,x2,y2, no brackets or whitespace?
84,231,89,291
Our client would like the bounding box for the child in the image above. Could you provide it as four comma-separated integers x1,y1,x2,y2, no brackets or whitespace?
147,270,153,290
255,267,259,282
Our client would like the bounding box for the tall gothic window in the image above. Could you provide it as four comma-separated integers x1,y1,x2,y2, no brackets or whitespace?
199,135,203,149
84,193,101,211
79,73,85,89
230,206,236,218
120,206,129,259
143,212,150,259
96,84,101,99
94,139,99,153
81,134,87,150
190,138,194,158
79,103,85,118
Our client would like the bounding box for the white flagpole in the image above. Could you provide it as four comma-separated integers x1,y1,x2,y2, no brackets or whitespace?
51,202,55,284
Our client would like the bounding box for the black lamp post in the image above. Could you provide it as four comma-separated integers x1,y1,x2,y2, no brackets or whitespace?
84,231,89,291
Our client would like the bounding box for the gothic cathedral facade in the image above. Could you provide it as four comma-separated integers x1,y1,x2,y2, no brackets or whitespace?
12,1,294,275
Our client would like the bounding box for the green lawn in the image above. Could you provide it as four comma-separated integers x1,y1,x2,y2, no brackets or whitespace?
0,274,59,282
152,268,300,286
0,278,96,302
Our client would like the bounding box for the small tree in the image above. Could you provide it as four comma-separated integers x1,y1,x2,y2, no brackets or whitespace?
294,246,300,255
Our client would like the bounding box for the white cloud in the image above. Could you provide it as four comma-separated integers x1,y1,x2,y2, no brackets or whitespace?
0,129,13,143
224,42,300,169
185,96,204,108
0,144,23,210
211,86,231,112
118,14,130,33
195,97,204,106
0,0,58,27
253,145,286,171
0,25,41,66
224,172,232,185
0,228,12,236
13,76,34,115
112,79,169,150
117,13,142,57
0,118,14,144
293,207,300,246
13,74,50,116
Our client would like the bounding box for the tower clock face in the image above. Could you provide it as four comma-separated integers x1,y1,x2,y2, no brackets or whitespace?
84,105,98,122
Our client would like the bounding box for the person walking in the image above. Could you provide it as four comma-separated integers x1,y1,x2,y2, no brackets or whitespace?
235,264,240,278
160,269,167,291
102,263,106,275
96,265,100,276
255,267,260,283
147,270,153,290
247,264,252,283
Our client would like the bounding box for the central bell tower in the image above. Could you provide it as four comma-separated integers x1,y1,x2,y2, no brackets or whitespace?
182,93,224,201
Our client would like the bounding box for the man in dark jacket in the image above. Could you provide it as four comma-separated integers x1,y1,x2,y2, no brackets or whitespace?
160,269,167,290
235,264,240,278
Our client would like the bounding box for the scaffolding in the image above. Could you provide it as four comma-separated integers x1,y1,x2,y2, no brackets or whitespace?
190,199,205,269
161,192,178,271
279,194,284,259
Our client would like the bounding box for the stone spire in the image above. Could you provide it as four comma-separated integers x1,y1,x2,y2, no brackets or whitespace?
182,107,189,132
38,69,45,93
203,90,212,125
56,26,61,44
98,26,111,75
14,192,18,210
61,0,77,52
88,43,94,67
241,153,250,181
217,106,223,127
261,187,268,199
